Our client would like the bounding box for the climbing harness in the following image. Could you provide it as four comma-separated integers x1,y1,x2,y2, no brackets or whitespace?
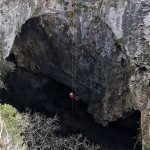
69,92,79,101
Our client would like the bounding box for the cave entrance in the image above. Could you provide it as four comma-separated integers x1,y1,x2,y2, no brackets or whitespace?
1,15,142,150
1,68,142,150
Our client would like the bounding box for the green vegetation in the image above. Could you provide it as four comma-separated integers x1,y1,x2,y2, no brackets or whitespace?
65,11,74,18
143,137,150,150
58,0,65,5
33,5,42,16
0,60,14,89
115,38,127,46
0,36,15,89
0,104,101,150
0,104,29,149
0,60,14,77
77,2,88,12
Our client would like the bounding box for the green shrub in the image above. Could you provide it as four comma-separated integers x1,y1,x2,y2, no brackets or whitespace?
0,104,101,150
0,60,14,77
0,60,15,89
0,104,29,149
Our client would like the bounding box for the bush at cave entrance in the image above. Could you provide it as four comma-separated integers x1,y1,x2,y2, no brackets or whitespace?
24,113,101,150
0,104,29,149
0,60,15,89
0,104,101,150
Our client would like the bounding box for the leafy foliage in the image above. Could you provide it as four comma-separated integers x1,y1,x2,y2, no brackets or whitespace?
0,60,14,77
0,60,15,89
0,104,101,150
0,104,29,149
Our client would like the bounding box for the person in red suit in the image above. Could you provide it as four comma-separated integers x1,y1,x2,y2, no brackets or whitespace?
69,92,79,101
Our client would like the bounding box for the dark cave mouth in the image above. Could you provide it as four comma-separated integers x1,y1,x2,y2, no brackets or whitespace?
1,15,142,150
1,67,142,150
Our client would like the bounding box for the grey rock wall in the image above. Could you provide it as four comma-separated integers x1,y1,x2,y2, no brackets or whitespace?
0,0,150,148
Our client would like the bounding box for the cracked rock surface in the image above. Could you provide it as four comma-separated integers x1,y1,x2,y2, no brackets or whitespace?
0,0,150,148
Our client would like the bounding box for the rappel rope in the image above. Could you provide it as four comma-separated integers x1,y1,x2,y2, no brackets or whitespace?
71,0,78,122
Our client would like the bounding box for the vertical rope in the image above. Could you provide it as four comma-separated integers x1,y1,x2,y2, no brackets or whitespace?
71,0,74,125
71,0,77,127
71,43,74,93
71,1,74,127
74,0,77,113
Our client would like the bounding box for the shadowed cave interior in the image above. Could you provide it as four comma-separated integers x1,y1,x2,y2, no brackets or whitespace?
1,17,142,150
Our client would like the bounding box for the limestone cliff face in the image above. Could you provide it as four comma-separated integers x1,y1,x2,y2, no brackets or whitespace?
0,0,150,146
0,0,63,58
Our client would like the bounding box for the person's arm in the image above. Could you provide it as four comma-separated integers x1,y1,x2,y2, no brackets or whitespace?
75,96,79,100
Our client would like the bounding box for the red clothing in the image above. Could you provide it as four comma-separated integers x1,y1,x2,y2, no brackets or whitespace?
69,92,79,101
